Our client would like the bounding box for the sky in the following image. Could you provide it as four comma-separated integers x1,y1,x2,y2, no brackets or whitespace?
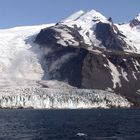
0,0,140,29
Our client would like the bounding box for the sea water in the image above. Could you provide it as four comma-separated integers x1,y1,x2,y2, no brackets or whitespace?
0,109,140,140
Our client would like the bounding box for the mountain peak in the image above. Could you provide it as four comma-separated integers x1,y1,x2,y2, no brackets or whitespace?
130,13,140,27
63,9,107,23
135,13,140,21
77,9,107,22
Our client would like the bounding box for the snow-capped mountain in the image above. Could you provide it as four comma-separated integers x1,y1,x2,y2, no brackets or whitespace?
35,9,140,107
0,9,140,108
36,9,140,53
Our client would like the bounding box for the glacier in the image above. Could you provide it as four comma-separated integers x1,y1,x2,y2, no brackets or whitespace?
0,86,131,109
0,23,54,83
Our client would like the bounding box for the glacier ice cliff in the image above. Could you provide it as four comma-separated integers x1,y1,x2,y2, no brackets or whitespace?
0,86,131,109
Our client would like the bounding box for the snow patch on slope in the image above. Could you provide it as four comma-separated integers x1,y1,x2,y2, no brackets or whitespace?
121,68,129,82
54,27,79,46
107,59,121,88
135,14,140,21
117,23,140,53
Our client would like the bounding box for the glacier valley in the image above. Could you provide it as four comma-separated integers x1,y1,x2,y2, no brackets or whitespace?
1,9,140,108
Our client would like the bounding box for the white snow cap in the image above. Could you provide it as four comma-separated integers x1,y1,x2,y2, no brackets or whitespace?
63,9,107,23
78,9,107,22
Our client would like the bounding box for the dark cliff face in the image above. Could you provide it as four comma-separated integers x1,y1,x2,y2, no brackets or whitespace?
35,28,58,46
35,24,85,48
35,23,140,106
95,22,127,51
35,24,88,87
82,52,140,106
42,47,88,88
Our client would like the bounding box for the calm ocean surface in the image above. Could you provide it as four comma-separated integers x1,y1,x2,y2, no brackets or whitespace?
0,109,140,140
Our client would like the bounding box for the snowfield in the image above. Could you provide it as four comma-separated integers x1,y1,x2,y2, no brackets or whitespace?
0,24,53,83
117,23,140,53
